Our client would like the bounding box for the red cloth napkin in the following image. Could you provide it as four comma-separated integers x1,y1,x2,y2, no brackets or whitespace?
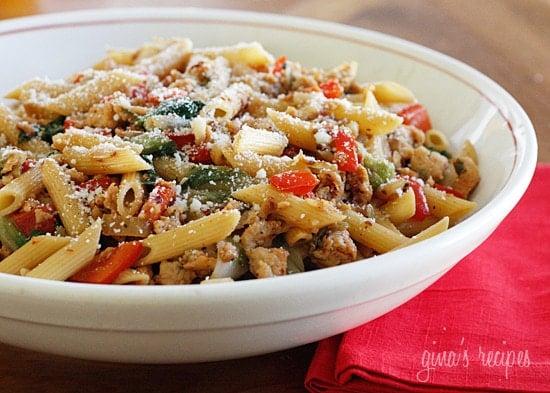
306,164,550,393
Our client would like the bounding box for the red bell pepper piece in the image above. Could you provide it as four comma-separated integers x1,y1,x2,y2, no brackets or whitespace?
397,103,432,132
139,181,176,221
331,130,359,172
269,170,319,196
188,144,212,164
319,78,343,99
433,183,465,199
273,55,287,75
70,241,144,284
9,205,56,237
21,159,36,173
80,176,117,191
167,132,195,150
407,179,430,221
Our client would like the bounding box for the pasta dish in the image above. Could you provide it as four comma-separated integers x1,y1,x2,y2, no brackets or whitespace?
0,39,480,285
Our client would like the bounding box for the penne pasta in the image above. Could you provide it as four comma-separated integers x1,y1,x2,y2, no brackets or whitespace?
133,39,193,78
266,108,317,151
0,104,20,145
202,83,252,120
5,78,73,101
381,188,416,224
233,125,288,156
0,38,481,284
41,158,89,236
424,186,477,222
199,42,274,68
45,70,144,116
0,166,43,216
62,144,151,175
373,81,415,104
327,99,403,135
116,172,145,217
139,210,241,265
425,129,450,152
52,128,143,153
27,220,101,281
393,217,449,250
344,209,408,253
285,227,313,246
113,269,150,285
223,147,311,177
233,184,345,232
0,236,70,275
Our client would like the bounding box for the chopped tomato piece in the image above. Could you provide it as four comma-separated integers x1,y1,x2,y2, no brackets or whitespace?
21,159,36,173
139,181,176,221
433,183,465,198
63,118,76,129
70,241,144,284
406,179,430,221
269,170,319,196
129,83,148,101
167,132,195,149
273,55,287,75
319,78,343,99
9,205,56,237
331,130,358,172
80,176,117,191
188,144,212,164
397,103,432,132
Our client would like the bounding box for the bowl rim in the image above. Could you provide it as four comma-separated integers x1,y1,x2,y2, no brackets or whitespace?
0,7,538,311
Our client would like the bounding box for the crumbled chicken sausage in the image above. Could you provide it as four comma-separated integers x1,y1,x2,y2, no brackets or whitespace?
409,146,449,181
247,247,288,278
240,218,287,250
311,229,357,267
315,171,345,201
346,165,373,206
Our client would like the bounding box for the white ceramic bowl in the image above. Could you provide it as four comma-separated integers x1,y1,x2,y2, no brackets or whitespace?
0,8,537,363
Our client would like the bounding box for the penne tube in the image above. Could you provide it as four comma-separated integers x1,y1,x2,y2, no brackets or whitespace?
5,79,73,101
284,227,313,246
52,128,142,153
424,186,477,222
198,42,274,68
381,188,416,224
116,172,145,217
139,210,241,265
425,129,450,152
223,147,311,177
202,83,252,120
344,209,407,253
459,140,478,165
233,184,345,232
0,104,20,145
27,220,101,281
133,39,193,78
266,108,317,151
0,236,70,275
393,216,449,250
113,269,150,285
45,70,144,115
233,125,288,156
373,81,415,104
41,158,89,236
326,99,402,135
62,144,151,175
0,166,43,216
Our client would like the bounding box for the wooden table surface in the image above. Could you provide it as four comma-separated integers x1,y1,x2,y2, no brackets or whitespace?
0,1,548,392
